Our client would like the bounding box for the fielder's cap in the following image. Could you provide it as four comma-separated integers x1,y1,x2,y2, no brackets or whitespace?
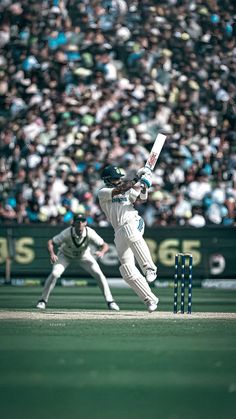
73,214,87,223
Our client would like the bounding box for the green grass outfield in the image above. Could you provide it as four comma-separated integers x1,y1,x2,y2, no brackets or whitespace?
0,286,236,419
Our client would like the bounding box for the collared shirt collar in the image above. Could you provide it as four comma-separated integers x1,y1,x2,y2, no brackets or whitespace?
72,226,86,239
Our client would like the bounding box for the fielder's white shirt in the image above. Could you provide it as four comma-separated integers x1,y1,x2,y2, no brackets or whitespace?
98,187,140,229
52,226,104,258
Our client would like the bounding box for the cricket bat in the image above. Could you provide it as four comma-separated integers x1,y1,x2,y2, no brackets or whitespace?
145,133,167,171
140,133,166,200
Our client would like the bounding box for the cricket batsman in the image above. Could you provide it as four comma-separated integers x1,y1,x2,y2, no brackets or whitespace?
98,165,159,312
36,214,119,311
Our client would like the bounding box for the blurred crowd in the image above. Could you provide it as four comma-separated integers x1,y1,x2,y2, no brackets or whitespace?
0,0,236,227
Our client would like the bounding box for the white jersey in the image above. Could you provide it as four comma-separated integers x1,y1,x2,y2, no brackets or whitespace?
52,226,104,258
98,186,141,229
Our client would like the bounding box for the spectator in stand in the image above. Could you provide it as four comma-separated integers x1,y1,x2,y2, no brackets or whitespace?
0,0,235,226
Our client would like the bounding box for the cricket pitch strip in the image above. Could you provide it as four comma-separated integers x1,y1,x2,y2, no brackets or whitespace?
0,310,236,320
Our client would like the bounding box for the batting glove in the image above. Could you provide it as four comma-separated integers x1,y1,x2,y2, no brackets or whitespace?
140,173,152,188
137,166,152,179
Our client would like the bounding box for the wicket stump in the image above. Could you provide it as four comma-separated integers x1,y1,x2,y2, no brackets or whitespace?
173,253,193,314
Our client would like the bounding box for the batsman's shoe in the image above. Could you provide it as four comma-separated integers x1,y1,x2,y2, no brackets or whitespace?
36,300,46,309
146,298,159,313
146,268,157,283
107,301,120,311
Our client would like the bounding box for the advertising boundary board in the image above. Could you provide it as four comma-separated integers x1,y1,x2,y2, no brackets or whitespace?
0,225,236,281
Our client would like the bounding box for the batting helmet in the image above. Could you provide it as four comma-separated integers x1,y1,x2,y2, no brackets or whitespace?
101,165,125,185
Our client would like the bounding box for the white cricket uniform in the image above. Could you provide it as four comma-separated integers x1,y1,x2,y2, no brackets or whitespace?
41,226,114,304
98,186,158,305
53,226,104,259
98,186,141,229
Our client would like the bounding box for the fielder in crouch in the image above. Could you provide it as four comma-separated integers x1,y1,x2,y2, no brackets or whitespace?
36,214,119,311
98,165,159,313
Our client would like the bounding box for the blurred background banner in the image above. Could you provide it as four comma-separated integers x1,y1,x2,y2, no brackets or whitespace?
0,225,236,280
0,0,236,230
